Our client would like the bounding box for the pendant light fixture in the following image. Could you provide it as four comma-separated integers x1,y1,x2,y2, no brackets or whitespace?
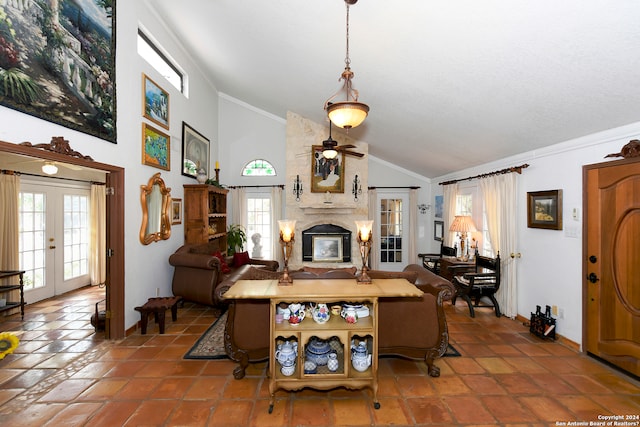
324,0,369,130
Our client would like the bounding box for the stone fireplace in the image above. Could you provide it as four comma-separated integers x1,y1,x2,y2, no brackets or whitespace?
285,112,369,269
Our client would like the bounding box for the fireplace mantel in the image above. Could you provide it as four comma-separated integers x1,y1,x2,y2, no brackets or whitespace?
299,203,357,215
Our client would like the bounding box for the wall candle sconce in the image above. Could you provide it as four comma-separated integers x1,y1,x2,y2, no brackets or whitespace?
352,174,362,201
417,204,429,214
293,174,303,201
278,219,296,285
355,220,373,284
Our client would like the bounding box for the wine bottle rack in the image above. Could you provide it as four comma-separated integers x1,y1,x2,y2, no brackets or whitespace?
530,305,556,340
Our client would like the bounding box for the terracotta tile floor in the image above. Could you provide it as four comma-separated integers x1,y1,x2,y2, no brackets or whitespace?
1,285,639,426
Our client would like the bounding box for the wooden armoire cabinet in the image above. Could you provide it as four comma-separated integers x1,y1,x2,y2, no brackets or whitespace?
183,184,228,251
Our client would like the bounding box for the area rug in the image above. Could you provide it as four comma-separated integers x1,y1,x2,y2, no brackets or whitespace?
185,311,460,359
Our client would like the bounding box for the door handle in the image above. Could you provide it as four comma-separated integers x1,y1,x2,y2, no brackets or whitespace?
49,245,56,249
587,272,599,283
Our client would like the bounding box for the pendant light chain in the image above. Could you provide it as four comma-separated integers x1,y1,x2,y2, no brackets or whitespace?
344,2,351,69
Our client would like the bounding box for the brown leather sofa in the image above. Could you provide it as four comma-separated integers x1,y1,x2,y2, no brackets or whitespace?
222,265,454,379
168,243,279,307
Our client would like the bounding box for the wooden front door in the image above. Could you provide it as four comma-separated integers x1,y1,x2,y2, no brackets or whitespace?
584,156,640,377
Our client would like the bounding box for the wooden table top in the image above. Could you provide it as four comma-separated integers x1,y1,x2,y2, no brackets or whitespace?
223,278,423,300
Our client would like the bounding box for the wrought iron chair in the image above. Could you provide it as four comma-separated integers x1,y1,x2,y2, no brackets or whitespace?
418,242,457,275
451,251,501,317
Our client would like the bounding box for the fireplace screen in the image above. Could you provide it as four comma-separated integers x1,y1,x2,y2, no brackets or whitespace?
312,236,343,262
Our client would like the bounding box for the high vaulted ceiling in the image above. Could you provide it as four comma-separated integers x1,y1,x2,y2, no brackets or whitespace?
150,0,640,178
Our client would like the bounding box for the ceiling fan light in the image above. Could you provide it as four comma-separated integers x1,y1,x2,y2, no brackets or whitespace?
322,148,339,159
42,162,58,175
327,101,369,129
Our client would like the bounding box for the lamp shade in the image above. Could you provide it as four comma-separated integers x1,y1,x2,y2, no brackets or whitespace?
327,101,369,129
449,216,477,233
355,220,373,242
278,220,296,242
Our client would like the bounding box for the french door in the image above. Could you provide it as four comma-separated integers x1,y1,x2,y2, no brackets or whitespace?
19,180,91,303
377,192,409,272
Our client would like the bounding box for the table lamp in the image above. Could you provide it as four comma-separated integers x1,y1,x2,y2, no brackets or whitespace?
355,220,373,284
278,220,296,285
449,215,477,261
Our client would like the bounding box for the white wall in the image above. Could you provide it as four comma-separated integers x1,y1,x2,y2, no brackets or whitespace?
1,1,220,330
433,121,640,346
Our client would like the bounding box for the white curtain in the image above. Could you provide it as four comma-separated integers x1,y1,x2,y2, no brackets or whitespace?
443,183,459,248
368,188,379,270
0,173,20,307
229,187,247,229
408,188,418,263
90,184,106,286
479,173,518,318
271,186,283,268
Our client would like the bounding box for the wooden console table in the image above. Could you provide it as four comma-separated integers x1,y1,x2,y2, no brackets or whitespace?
224,278,422,413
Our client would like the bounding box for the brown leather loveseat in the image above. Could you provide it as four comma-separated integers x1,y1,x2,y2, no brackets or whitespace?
169,242,279,307
222,265,454,379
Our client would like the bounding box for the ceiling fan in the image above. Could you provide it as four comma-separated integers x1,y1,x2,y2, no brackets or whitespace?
321,122,364,159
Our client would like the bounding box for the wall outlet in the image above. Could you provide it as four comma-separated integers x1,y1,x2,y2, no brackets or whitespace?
552,305,558,316
558,308,564,319
156,287,160,297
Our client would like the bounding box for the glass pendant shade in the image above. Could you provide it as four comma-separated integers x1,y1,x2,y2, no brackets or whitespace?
322,148,339,159
42,162,58,175
327,101,369,129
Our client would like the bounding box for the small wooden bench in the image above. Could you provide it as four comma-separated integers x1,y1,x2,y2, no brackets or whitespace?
134,296,182,334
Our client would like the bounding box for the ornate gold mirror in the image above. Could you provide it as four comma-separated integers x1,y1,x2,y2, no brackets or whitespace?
140,172,172,245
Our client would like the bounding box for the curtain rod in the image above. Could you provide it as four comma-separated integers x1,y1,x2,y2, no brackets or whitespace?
439,164,529,186
367,186,420,190
227,185,285,189
3,170,102,185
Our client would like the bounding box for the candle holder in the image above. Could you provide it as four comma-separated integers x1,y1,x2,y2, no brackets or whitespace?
355,220,373,284
278,220,296,285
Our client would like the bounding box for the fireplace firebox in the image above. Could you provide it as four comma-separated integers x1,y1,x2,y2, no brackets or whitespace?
302,224,351,263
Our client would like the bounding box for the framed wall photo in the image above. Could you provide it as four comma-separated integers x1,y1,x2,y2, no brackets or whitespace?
182,122,210,179
527,190,563,230
142,123,170,171
312,236,343,262
310,145,345,193
0,2,116,142
434,195,443,218
171,198,182,225
143,74,169,130
434,220,444,241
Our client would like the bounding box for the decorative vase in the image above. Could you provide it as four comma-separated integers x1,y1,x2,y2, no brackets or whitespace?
327,352,339,372
196,168,207,184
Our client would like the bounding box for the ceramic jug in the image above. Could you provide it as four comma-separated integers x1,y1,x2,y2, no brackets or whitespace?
288,303,306,325
275,340,298,366
310,303,330,324
341,306,358,324
351,342,371,372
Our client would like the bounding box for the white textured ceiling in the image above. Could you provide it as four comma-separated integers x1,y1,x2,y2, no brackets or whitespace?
150,0,640,178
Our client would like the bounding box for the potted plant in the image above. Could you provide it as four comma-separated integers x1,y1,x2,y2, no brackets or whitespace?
227,224,247,255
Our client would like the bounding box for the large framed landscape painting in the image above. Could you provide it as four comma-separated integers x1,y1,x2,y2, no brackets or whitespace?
0,0,116,143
